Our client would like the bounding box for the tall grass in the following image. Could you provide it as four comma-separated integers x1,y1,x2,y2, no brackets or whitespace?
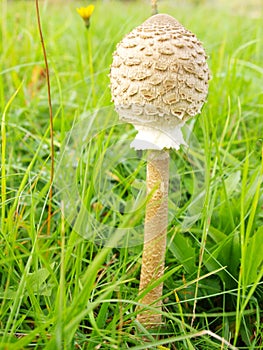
0,0,263,348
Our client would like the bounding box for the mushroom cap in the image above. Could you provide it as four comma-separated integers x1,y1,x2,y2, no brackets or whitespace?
110,14,210,150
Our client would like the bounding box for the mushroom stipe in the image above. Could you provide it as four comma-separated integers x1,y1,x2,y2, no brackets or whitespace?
110,13,209,328
137,149,169,328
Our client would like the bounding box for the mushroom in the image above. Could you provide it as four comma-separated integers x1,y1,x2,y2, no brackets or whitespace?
110,14,209,328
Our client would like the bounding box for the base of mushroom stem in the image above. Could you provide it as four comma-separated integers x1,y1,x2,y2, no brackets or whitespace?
130,122,186,150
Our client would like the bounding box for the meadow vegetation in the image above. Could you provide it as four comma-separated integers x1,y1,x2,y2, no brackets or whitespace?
0,0,263,348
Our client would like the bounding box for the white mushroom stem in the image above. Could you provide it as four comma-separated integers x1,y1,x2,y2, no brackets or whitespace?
137,149,169,328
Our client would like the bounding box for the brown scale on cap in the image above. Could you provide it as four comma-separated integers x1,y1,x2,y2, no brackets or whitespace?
110,14,209,133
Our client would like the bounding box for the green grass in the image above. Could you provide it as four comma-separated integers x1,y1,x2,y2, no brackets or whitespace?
1,0,263,348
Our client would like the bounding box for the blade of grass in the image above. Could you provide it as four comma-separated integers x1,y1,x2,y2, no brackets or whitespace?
1,82,23,233
235,142,263,344
35,0,54,235
2,237,37,343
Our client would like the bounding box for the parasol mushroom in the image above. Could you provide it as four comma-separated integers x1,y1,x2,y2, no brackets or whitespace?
110,13,209,328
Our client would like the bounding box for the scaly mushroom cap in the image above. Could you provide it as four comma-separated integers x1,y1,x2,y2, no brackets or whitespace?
110,14,209,150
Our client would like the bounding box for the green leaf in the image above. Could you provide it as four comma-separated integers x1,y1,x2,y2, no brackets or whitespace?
205,228,240,289
168,232,196,274
27,267,51,292
25,268,54,297
208,226,227,244
225,171,241,196
244,226,263,286
0,267,53,299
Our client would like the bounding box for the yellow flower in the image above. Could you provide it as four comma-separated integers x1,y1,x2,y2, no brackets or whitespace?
76,5,95,28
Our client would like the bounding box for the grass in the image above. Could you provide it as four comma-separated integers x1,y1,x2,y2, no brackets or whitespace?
1,0,263,348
